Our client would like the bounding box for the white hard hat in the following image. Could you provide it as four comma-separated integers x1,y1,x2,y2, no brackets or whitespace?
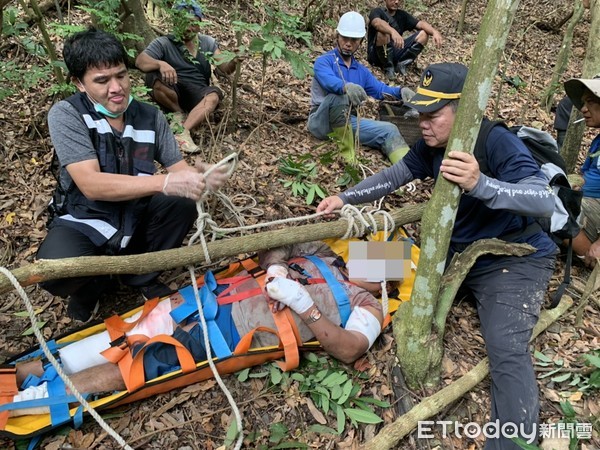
336,12,366,38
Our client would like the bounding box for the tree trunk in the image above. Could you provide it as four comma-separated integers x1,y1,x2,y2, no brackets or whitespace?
0,204,425,295
540,0,584,113
457,0,469,34
561,0,600,173
360,297,573,450
393,0,521,389
121,0,158,53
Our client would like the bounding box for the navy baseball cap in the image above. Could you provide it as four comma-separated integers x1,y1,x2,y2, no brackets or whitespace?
406,63,468,113
174,0,204,20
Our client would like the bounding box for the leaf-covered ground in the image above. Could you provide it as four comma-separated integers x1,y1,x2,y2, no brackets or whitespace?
0,0,599,448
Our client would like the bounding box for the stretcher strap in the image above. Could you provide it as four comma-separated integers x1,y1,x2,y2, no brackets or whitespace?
104,297,161,335
271,308,302,371
103,301,160,396
217,288,262,305
304,256,351,326
233,326,281,354
0,366,18,429
170,277,232,360
128,335,197,392
41,366,71,427
14,340,60,364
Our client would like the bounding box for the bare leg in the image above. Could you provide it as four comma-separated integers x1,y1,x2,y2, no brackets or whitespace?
15,360,44,387
184,92,220,131
68,363,126,393
151,80,183,113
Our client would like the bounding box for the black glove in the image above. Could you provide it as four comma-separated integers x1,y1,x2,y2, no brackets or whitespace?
345,83,368,106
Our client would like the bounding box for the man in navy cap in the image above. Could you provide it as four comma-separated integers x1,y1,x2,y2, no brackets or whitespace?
318,62,557,449
136,0,238,153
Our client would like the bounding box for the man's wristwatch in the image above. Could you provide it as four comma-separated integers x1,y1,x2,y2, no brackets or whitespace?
305,306,322,324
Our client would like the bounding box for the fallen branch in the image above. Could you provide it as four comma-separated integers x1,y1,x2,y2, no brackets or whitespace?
359,296,573,450
0,203,425,295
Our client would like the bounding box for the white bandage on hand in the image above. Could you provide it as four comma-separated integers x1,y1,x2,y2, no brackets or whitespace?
344,306,381,349
266,277,314,314
266,264,289,279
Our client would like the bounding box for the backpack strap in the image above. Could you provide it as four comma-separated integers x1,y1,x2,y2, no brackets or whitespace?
473,119,509,176
548,237,573,309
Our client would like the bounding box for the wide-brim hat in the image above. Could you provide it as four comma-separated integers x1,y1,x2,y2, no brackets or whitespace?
405,63,468,113
564,76,600,110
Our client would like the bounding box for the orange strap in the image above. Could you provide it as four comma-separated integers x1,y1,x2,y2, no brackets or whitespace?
127,335,197,392
233,326,281,354
269,307,302,371
101,298,160,392
0,366,18,429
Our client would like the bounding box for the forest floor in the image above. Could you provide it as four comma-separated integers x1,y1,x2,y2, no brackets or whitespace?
0,0,599,448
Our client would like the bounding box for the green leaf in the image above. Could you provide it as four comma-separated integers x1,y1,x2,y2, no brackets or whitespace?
551,373,572,383
343,408,383,424
560,401,576,418
305,352,318,363
337,379,354,405
14,309,42,317
224,420,239,447
272,443,308,449
583,353,600,368
306,185,316,205
269,422,288,444
534,351,552,363
538,367,563,379
355,397,391,408
271,365,283,385
335,404,346,435
330,384,342,401
308,424,339,436
22,321,47,336
237,368,250,382
588,370,600,388
314,184,327,199
291,372,305,382
322,372,346,387
249,370,269,378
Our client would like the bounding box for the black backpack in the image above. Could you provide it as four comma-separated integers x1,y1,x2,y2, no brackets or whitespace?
474,120,583,308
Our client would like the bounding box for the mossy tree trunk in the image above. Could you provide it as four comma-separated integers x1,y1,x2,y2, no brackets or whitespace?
540,0,584,113
393,0,521,389
121,0,159,53
561,0,600,173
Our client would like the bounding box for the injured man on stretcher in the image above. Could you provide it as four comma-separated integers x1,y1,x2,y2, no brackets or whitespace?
10,242,385,415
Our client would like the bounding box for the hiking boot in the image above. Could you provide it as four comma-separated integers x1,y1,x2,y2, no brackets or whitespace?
385,66,396,81
141,282,177,301
175,129,200,154
395,60,413,77
67,293,100,323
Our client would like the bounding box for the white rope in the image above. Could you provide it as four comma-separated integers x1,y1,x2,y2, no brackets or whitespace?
181,150,400,449
0,267,133,450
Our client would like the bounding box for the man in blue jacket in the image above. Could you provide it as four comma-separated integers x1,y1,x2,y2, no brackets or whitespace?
308,11,413,164
318,63,558,449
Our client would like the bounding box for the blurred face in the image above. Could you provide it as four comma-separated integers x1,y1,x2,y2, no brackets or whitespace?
337,35,362,57
384,0,402,12
581,90,600,129
182,15,202,41
418,103,456,148
76,63,131,116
